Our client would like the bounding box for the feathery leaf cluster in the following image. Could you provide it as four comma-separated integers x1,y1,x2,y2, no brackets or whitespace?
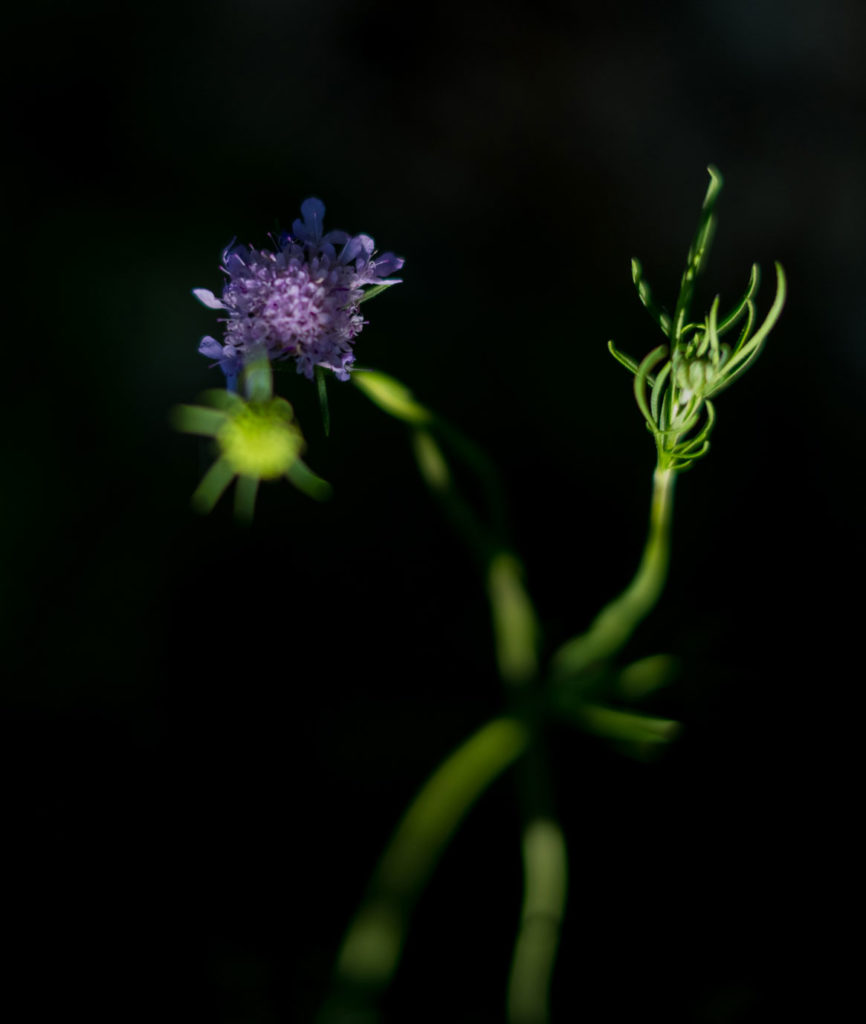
609,167,786,471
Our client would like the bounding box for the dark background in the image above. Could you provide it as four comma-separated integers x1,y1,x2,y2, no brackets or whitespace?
5,1,863,1020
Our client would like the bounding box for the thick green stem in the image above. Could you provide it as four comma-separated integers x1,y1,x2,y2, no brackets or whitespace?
318,717,530,1023
507,819,568,1024
487,559,567,1024
552,466,677,679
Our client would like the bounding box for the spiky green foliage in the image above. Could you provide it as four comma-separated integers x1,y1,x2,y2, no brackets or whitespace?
610,166,786,472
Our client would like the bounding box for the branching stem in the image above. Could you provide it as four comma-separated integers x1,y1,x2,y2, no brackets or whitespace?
552,466,677,680
317,717,530,1023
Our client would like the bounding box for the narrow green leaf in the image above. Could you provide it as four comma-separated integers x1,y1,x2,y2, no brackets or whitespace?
607,340,641,376
615,654,679,700
631,258,672,337
316,366,331,437
729,299,756,359
707,263,785,396
707,294,721,364
650,361,671,425
672,165,724,342
358,281,397,305
708,338,765,396
634,346,668,431
736,261,786,355
577,702,681,744
717,263,760,336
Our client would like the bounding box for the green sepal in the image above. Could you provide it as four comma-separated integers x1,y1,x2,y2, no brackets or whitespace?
190,458,235,514
287,459,333,501
170,404,229,436
233,474,260,524
199,388,246,412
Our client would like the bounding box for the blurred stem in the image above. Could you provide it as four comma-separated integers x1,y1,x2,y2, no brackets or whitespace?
507,819,568,1024
352,370,510,547
552,466,677,680
351,371,568,1024
318,717,529,1023
488,558,567,1024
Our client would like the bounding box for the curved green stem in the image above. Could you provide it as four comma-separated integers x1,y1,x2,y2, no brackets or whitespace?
349,368,567,1024
352,369,510,548
552,466,677,680
318,717,530,1023
486,551,567,1024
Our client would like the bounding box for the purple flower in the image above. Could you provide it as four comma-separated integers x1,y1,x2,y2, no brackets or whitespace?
194,198,403,387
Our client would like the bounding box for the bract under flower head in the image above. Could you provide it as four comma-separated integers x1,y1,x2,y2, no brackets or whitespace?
194,198,403,388
217,398,303,480
172,360,332,520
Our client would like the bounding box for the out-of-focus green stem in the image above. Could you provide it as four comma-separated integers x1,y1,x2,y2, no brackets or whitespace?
318,717,529,1023
487,550,566,1024
507,819,568,1024
487,551,540,687
353,370,511,547
552,466,677,680
350,369,568,1024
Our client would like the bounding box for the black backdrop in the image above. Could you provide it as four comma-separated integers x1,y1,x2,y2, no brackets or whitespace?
6,1,863,1020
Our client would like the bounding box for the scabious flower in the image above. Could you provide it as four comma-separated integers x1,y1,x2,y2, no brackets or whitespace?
194,198,404,388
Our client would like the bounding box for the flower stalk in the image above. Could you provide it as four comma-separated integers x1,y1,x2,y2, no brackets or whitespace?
552,466,676,680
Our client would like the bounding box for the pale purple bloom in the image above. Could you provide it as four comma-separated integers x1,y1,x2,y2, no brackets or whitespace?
194,199,403,387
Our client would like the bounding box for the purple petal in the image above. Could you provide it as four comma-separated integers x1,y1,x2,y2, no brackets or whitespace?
221,237,245,263
293,197,326,243
340,234,375,265
321,229,350,247
371,253,405,278
198,337,242,392
223,251,248,277
198,335,224,358
192,288,225,310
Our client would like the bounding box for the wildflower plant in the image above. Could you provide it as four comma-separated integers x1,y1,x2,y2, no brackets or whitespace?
174,169,785,1022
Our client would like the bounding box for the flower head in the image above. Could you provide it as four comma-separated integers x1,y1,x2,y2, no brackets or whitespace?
172,359,331,521
194,198,403,388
